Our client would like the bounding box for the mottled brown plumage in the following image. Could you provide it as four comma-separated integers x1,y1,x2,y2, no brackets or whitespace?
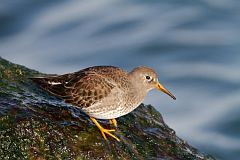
31,66,176,141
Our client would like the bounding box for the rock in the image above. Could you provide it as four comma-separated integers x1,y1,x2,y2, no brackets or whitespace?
0,57,214,160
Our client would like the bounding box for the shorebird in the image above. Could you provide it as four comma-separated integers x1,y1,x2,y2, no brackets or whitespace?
31,66,176,141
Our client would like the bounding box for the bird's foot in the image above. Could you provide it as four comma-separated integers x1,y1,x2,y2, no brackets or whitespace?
109,118,117,128
90,117,120,141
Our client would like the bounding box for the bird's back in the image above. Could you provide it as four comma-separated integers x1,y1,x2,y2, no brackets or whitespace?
30,66,131,109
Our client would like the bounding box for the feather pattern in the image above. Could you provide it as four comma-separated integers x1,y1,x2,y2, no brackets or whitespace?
30,66,130,111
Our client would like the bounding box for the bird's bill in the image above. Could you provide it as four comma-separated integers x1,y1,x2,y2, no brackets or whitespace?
156,82,176,100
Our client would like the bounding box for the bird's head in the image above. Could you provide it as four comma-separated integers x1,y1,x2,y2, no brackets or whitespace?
129,66,176,100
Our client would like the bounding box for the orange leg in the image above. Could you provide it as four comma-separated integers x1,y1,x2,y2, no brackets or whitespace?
90,117,120,141
109,118,117,128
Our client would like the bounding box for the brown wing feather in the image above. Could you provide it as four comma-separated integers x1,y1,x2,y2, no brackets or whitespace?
31,67,117,109
64,74,115,108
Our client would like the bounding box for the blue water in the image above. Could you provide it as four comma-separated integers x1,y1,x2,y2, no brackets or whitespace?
1,1,240,159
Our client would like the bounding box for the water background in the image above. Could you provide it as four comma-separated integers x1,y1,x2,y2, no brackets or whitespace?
1,0,240,159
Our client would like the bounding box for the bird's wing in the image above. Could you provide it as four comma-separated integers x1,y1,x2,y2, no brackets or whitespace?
31,71,116,108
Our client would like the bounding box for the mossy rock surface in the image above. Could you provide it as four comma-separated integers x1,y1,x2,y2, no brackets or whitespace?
0,57,215,160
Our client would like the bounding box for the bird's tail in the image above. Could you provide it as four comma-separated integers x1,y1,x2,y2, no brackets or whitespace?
30,77,67,97
30,77,49,88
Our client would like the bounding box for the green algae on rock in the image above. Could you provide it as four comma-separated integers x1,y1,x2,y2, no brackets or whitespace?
0,57,215,160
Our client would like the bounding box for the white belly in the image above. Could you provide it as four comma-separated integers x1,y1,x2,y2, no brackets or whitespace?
81,87,143,119
82,100,142,119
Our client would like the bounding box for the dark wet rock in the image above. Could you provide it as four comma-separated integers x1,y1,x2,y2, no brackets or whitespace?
0,57,214,160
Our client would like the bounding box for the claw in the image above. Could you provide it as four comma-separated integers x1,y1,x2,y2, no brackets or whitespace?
109,118,117,128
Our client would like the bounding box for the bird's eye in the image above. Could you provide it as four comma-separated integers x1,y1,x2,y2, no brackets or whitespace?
145,75,152,82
